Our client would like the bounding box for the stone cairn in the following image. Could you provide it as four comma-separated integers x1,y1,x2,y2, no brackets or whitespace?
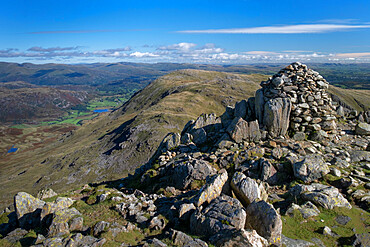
255,62,337,140
158,62,338,155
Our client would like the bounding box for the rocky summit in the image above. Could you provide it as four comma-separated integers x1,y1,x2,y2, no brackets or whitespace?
0,63,369,247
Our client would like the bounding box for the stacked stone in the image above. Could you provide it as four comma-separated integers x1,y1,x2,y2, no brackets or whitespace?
258,62,337,138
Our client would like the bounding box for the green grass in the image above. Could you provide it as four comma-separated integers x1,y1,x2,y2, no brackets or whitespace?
0,212,10,224
282,205,370,246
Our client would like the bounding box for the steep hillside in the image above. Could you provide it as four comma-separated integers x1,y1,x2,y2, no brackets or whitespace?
328,85,370,112
0,70,265,209
0,85,89,123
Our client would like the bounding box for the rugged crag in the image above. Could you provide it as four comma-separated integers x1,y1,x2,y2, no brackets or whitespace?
0,63,369,247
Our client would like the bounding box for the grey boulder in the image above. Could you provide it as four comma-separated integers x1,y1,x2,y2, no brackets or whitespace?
190,195,246,238
230,172,266,207
289,183,352,209
226,117,261,143
293,154,329,183
245,200,282,246
355,122,370,136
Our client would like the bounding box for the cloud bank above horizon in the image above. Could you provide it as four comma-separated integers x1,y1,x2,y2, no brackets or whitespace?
1,42,370,64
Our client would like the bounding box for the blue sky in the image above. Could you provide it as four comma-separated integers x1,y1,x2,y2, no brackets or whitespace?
1,0,370,64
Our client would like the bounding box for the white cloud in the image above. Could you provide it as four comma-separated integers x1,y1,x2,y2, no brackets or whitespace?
243,51,279,55
129,51,158,58
1,44,370,63
334,52,370,58
157,42,197,52
178,24,370,34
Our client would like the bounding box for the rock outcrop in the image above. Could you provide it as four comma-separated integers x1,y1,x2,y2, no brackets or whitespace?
2,62,368,247
255,62,337,138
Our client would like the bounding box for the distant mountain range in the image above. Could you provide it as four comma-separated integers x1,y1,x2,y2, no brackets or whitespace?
1,62,369,89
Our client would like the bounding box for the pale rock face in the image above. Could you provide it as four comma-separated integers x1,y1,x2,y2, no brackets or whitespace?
263,97,292,138
230,172,265,207
194,169,228,207
245,200,283,246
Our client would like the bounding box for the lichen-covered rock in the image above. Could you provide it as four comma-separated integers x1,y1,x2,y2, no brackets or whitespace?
289,183,352,209
168,228,193,245
245,201,282,246
3,228,28,243
226,117,261,143
350,150,370,163
293,154,329,183
48,207,81,237
145,238,168,247
194,169,228,207
190,195,246,238
355,122,370,136
281,235,314,247
230,172,266,207
259,159,280,185
40,197,74,223
352,233,370,247
78,235,106,247
209,229,268,247
14,192,45,229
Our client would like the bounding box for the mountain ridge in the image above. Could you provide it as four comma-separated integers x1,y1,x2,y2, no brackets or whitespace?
0,63,369,247
0,68,369,211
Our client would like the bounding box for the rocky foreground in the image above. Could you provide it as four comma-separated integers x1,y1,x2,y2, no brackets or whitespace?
0,63,369,247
